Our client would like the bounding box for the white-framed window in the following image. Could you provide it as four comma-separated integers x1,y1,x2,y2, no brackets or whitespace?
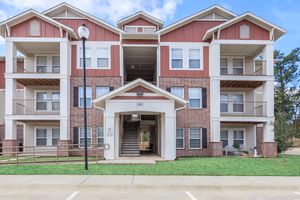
189,49,201,69
96,86,110,98
36,56,47,73
79,87,92,108
52,128,60,146
171,48,183,69
51,92,60,111
170,87,184,99
97,48,109,68
188,88,202,108
80,48,92,68
97,127,104,146
232,59,244,75
52,56,60,73
189,128,202,149
79,127,92,147
36,92,47,111
232,94,244,112
30,20,40,36
233,130,245,147
240,24,250,39
220,58,228,75
220,130,228,148
36,128,47,146
176,128,184,149
220,94,228,112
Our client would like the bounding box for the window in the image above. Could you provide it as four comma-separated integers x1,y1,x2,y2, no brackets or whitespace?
176,128,184,149
80,48,91,68
220,58,228,75
220,130,228,148
171,48,183,69
52,56,60,73
36,56,47,73
96,86,110,98
36,128,47,146
30,20,40,36
189,128,202,149
79,127,92,147
220,94,228,112
170,87,184,99
240,25,250,39
52,92,60,111
232,59,244,75
97,127,104,146
189,49,200,69
52,128,60,146
79,87,92,108
143,27,156,33
36,92,47,110
232,94,244,112
233,130,244,147
188,88,202,108
97,48,109,68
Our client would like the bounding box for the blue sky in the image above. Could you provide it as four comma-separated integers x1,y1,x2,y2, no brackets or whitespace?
0,0,299,55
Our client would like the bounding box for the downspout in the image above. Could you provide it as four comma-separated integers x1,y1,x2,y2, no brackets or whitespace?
173,101,187,159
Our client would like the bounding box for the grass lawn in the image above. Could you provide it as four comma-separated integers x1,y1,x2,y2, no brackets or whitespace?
0,155,300,176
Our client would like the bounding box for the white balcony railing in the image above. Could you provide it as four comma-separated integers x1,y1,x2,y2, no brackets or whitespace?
220,101,267,117
13,99,60,115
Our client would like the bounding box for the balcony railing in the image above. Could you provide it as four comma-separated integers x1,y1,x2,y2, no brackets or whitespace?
13,99,60,115
13,58,60,74
220,60,266,76
220,101,266,117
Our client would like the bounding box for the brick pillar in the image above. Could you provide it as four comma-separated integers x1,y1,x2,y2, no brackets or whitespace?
57,140,71,157
209,142,223,156
261,142,277,157
2,139,18,156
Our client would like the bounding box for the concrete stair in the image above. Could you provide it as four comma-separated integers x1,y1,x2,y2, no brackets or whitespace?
121,122,140,156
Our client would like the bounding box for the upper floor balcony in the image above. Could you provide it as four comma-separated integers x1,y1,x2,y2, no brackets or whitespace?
220,58,266,76
13,98,60,115
220,100,266,117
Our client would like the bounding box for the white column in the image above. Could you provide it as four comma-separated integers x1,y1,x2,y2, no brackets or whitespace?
5,41,16,74
4,119,17,139
104,114,115,160
263,80,274,118
60,41,69,76
263,44,274,76
160,114,165,158
209,43,221,142
60,78,70,140
164,113,176,160
263,121,274,142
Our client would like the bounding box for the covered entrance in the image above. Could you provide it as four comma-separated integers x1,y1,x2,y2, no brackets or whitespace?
93,79,187,160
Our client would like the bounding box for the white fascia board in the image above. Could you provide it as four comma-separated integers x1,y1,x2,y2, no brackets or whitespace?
220,116,269,123
220,76,274,81
211,39,274,45
6,37,69,42
118,11,163,27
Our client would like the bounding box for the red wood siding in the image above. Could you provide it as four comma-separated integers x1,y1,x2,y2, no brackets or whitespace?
219,19,270,40
161,21,224,42
122,39,158,44
112,96,167,100
71,45,120,77
160,46,209,78
123,18,157,27
0,60,4,89
11,17,61,37
126,85,155,93
56,19,119,41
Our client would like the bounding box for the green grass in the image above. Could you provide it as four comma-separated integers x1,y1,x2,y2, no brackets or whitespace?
0,155,300,176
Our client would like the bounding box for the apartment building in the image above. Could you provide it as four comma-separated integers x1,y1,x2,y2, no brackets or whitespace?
0,3,285,160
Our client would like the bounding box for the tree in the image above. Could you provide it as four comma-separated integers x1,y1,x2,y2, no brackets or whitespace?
274,48,300,154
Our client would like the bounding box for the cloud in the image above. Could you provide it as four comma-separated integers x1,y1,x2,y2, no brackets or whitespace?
0,0,182,24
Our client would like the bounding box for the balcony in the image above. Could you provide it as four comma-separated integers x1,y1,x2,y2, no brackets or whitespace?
220,101,266,117
13,57,60,74
220,60,266,76
13,99,60,115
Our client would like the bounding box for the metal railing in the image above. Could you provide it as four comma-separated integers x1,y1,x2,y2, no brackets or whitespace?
220,60,266,76
220,101,267,117
13,58,60,74
13,99,60,115
0,143,110,165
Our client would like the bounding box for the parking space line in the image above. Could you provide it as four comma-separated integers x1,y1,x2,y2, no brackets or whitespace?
185,191,197,200
294,192,300,196
66,191,79,200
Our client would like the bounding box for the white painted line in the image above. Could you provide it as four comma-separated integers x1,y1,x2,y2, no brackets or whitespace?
185,191,197,200
66,191,79,200
294,192,300,196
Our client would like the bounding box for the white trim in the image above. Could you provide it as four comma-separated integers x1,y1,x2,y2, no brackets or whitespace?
6,37,68,42
122,44,158,47
211,39,274,45
220,92,245,114
176,127,185,149
160,42,209,46
34,126,60,147
188,87,203,109
117,11,163,26
78,127,93,148
34,90,60,113
220,127,246,148
188,127,202,149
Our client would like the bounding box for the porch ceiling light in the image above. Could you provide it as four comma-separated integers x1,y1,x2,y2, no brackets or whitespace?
78,24,90,40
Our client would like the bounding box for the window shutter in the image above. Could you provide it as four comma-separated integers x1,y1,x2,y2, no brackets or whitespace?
73,127,79,145
166,87,171,92
109,87,114,92
202,128,207,149
73,87,78,107
202,88,207,108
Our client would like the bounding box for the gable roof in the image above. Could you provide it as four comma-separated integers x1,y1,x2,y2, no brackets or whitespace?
42,2,123,34
158,5,237,35
203,12,287,41
117,11,163,29
93,78,187,109
0,9,78,39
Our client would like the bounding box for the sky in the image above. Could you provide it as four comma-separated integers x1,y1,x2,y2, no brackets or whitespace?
0,0,299,55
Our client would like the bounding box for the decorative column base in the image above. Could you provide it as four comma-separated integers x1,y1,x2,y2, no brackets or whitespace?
2,140,18,156
57,140,71,157
209,142,223,157
261,142,277,157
